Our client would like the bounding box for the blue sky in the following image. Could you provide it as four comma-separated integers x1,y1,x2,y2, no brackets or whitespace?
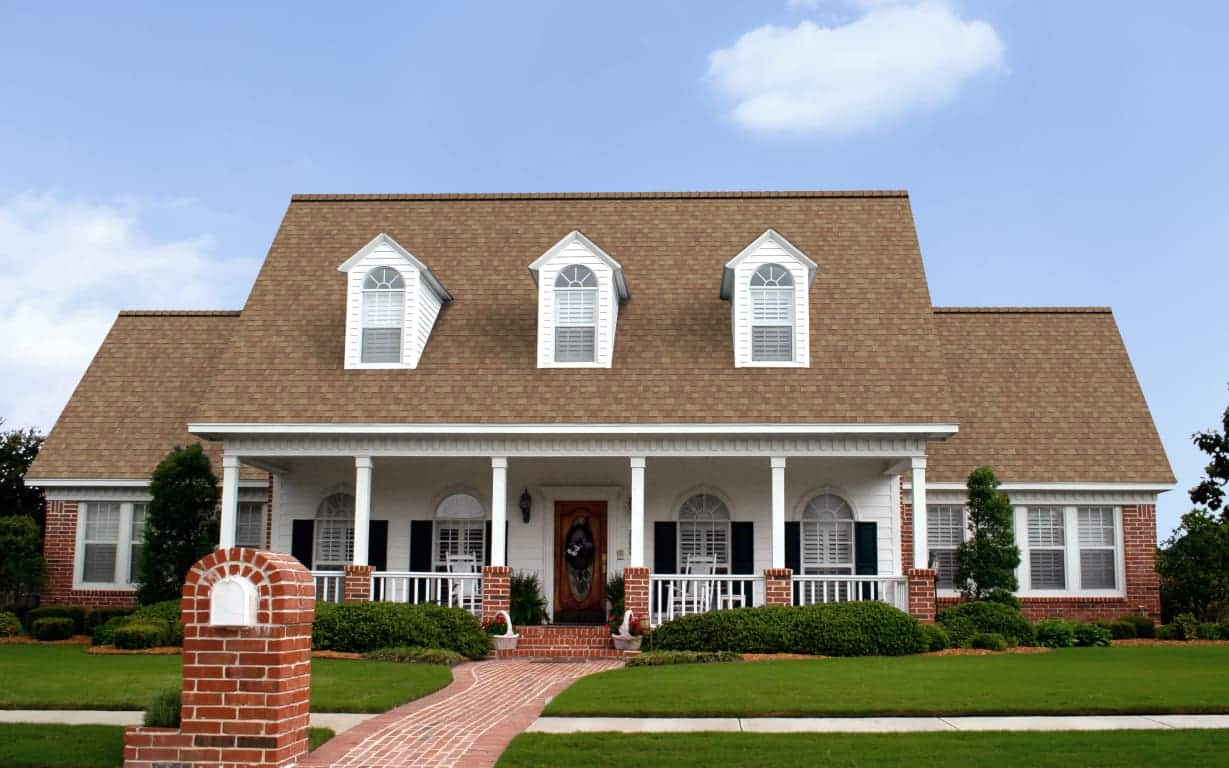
1,1,1225,540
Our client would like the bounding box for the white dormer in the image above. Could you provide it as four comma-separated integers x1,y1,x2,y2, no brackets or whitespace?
720,229,817,368
338,233,452,369
529,231,628,368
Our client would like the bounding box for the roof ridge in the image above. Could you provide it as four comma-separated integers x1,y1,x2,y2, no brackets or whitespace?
290,190,910,202
118,310,242,317
933,306,1112,314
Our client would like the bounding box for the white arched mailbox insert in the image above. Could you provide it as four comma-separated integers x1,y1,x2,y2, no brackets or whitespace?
209,575,259,627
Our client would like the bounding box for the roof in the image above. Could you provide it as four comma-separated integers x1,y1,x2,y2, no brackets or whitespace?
926,307,1174,484
27,311,264,482
192,191,958,425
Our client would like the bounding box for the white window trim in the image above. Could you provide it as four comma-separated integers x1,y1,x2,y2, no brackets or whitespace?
235,501,266,549
74,501,144,591
1015,505,1126,598
927,504,966,595
360,267,407,365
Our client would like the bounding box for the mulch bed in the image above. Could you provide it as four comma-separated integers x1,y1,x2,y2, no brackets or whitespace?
1113,638,1229,647
0,635,91,645
742,653,826,661
87,645,181,655
927,646,1050,656
313,650,364,660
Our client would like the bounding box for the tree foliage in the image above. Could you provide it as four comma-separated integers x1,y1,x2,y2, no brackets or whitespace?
1190,386,1229,517
1157,508,1229,622
0,419,45,524
137,444,220,605
955,466,1021,600
0,515,47,608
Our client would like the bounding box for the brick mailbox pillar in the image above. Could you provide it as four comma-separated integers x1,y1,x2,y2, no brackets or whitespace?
481,565,512,624
763,568,793,606
622,567,650,624
343,564,374,602
907,568,938,622
123,548,315,768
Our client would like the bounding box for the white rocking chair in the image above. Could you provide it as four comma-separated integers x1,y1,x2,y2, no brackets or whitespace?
445,554,481,612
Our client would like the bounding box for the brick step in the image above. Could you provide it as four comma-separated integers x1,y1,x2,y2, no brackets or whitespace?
492,624,639,659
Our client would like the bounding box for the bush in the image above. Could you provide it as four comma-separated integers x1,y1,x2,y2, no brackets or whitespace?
625,650,742,667
1196,622,1221,640
363,646,465,666
313,602,490,658
653,602,926,657
114,620,171,649
85,606,136,631
1034,619,1075,648
91,616,129,646
1219,621,1229,641
32,616,75,641
606,574,625,620
1157,623,1180,640
24,605,87,635
921,623,950,651
970,632,1008,651
1072,622,1112,647
1173,612,1199,640
510,572,547,626
937,601,1034,647
143,689,181,728
1107,620,1137,640
0,611,21,637
1117,614,1156,639
0,515,47,605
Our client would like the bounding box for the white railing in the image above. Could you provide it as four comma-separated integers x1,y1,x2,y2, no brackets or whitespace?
649,574,764,627
371,571,483,616
312,571,344,603
793,575,908,612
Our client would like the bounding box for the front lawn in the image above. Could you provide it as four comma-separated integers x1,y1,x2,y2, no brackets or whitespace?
497,731,1229,768
0,645,451,713
546,647,1229,717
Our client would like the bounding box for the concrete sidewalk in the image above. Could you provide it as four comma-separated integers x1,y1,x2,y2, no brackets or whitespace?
0,710,373,734
527,714,1229,734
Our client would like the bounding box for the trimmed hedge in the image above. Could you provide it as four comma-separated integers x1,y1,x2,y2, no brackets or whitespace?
85,606,136,631
652,602,927,657
1117,614,1155,639
0,611,21,637
625,650,743,667
114,620,172,650
91,616,128,647
921,623,950,651
970,632,1008,651
1072,622,1111,647
313,602,490,659
32,616,75,641
1106,620,1137,640
24,606,86,635
1196,622,1221,640
937,601,1034,647
363,646,466,666
1034,619,1076,648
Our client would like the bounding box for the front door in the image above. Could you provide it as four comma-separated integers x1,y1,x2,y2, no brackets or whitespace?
554,500,606,623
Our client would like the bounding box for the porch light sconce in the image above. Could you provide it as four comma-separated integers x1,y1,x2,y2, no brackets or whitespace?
519,489,532,524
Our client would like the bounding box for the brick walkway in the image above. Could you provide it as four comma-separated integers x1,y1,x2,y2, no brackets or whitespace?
300,659,620,768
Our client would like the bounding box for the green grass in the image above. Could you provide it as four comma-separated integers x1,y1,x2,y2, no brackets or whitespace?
546,647,1229,717
0,724,334,768
497,731,1229,768
0,645,451,713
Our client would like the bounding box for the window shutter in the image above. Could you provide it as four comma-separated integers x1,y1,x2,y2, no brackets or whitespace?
291,520,314,570
731,522,754,575
653,521,677,574
785,522,801,573
409,520,433,572
855,522,878,600
368,520,388,572
484,521,493,566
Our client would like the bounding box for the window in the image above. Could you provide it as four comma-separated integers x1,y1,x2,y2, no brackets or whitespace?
83,502,122,584
315,492,355,570
361,266,404,363
750,264,795,362
434,493,485,570
677,494,730,572
554,264,597,363
1078,506,1117,589
927,505,964,590
235,502,264,549
128,503,146,583
801,493,854,574
78,501,145,588
1027,506,1066,590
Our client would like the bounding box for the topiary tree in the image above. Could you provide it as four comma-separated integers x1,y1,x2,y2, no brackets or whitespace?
955,466,1020,601
0,515,46,609
1157,508,1229,622
136,444,219,605
1190,384,1229,518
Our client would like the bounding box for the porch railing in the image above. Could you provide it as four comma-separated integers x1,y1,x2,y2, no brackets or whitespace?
649,574,765,627
371,571,483,616
312,571,344,603
792,575,908,612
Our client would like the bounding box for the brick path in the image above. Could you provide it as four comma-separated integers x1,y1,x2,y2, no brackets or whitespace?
300,659,620,768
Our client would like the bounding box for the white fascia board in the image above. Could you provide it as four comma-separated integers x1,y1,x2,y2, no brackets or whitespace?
915,481,1176,493
189,422,960,438
29,478,268,489
336,232,453,302
527,230,629,300
720,228,819,299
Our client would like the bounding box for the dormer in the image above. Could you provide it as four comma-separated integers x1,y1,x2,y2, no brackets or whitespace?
529,231,629,368
338,233,452,369
720,229,817,368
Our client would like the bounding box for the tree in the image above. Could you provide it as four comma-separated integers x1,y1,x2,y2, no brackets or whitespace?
0,419,45,524
1190,385,1229,517
1157,508,1229,621
955,466,1021,601
0,515,46,609
137,444,220,605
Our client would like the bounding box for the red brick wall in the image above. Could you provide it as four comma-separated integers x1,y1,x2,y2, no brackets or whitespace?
41,500,137,608
907,568,937,621
342,564,374,601
622,567,649,624
763,568,793,606
481,565,512,624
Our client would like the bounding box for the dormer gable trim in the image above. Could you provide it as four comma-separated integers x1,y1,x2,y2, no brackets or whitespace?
719,228,817,300
337,232,452,303
528,230,629,301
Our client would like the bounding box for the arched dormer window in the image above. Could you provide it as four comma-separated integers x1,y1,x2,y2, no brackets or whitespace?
362,266,405,363
720,229,816,367
315,492,355,571
434,493,486,571
750,264,795,362
800,493,854,574
554,264,598,363
677,493,731,572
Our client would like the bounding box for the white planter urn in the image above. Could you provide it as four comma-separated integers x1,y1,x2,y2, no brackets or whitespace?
611,635,642,651
491,634,519,651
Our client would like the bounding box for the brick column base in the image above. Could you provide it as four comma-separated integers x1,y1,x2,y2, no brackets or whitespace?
482,565,512,624
622,567,649,623
343,564,374,602
907,568,937,622
764,568,793,606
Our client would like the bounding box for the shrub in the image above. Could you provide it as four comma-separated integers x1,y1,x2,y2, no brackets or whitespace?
85,606,136,631
1072,622,1112,647
1219,621,1229,641
137,444,220,604
143,689,181,728
114,620,172,649
1157,623,1180,640
625,650,742,667
312,602,489,658
970,632,1008,651
32,616,75,641
0,516,47,606
1117,614,1156,639
0,611,21,637
921,623,950,651
91,616,129,646
1196,622,1221,640
606,574,625,620
1034,619,1075,648
363,646,465,666
24,605,87,635
937,601,1034,647
1173,612,1199,640
510,572,548,626
1107,620,1137,640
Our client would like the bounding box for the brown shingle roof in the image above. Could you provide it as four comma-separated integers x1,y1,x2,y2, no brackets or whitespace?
192,192,958,424
926,308,1174,484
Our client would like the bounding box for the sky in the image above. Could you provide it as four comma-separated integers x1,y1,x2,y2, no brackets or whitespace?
1,1,1226,540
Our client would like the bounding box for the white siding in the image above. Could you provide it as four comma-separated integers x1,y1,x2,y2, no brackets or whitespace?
536,240,619,368
730,238,810,368
343,240,442,369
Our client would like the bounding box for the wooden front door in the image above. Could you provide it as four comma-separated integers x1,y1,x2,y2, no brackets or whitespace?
554,500,606,624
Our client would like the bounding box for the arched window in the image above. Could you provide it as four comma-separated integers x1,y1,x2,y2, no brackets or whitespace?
434,493,486,570
749,263,795,362
362,266,405,363
315,492,355,571
677,493,731,572
800,493,854,574
554,264,597,363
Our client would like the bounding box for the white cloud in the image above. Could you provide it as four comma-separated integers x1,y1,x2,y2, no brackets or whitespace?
707,1,1005,135
0,193,253,432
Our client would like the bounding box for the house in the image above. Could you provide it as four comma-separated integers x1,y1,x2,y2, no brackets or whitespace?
26,190,1173,648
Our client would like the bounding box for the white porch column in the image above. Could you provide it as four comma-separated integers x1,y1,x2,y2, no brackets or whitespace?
629,457,646,568
771,457,787,569
911,456,928,570
353,456,373,565
219,455,240,549
491,457,508,567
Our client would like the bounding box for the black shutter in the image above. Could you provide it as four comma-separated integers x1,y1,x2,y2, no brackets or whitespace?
484,521,492,566
731,521,755,606
653,521,677,574
855,521,878,599
409,520,433,572
785,521,801,604
291,520,314,570
368,520,388,571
